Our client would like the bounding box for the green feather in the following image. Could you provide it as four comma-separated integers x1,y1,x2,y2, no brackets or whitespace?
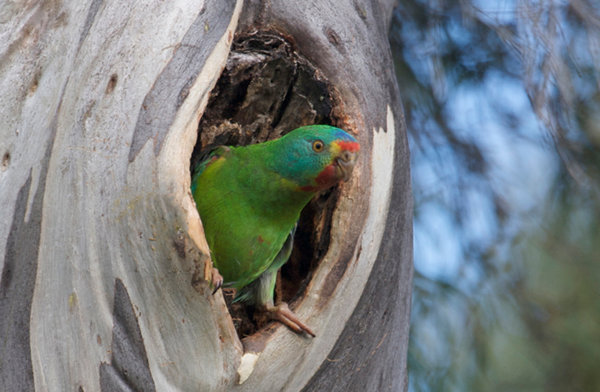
191,125,358,305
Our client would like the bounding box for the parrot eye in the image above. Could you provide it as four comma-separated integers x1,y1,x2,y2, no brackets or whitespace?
312,140,325,152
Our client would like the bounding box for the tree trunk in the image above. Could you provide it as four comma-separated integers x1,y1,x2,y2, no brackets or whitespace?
0,1,412,391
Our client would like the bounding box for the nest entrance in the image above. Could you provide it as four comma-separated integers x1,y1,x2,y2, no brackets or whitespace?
191,30,342,338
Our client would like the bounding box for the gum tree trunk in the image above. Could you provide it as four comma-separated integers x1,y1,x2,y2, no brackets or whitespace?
0,1,412,391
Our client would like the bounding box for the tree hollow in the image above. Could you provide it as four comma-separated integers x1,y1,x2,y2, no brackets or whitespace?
191,30,349,338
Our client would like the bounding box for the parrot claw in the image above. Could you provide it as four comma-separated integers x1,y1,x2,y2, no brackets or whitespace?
211,267,224,295
265,303,316,337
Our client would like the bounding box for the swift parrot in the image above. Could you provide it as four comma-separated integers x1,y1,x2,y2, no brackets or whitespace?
191,125,360,336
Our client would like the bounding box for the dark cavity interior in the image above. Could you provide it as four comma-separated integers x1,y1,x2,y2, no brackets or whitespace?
191,30,342,337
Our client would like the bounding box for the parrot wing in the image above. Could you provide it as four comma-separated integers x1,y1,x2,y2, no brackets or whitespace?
191,145,230,194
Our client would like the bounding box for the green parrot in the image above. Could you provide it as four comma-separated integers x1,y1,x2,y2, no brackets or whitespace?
191,125,360,336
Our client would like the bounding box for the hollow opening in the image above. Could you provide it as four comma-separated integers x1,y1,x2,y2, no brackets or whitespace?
191,30,344,338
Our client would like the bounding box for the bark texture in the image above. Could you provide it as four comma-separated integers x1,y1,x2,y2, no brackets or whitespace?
0,0,412,391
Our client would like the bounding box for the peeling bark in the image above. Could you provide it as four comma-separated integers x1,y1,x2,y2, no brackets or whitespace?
0,0,412,391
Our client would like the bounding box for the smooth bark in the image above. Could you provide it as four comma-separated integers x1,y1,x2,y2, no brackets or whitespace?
0,1,412,390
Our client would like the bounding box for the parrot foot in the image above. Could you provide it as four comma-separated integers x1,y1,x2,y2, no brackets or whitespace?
264,303,315,337
210,267,224,295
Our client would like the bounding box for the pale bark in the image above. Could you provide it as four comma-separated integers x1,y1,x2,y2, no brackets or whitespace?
0,1,412,391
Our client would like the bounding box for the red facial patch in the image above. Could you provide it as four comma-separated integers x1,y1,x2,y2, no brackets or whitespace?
336,140,360,152
299,163,337,192
299,184,318,192
315,163,337,186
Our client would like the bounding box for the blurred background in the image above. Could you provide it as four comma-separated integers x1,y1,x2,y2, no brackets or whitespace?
388,1,600,391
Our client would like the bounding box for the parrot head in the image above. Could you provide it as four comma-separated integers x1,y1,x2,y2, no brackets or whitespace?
271,125,360,192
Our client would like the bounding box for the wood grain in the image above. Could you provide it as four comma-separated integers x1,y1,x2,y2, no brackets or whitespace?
0,0,411,390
